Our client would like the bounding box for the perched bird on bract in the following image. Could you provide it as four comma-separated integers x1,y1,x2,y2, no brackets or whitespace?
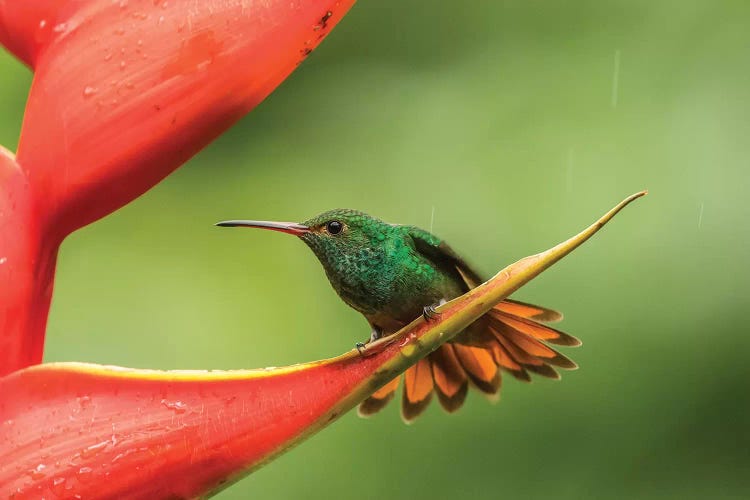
217,209,581,423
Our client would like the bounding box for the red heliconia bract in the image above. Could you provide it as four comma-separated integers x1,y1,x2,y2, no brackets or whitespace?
0,192,646,498
0,0,357,375
1,146,56,372
0,0,648,497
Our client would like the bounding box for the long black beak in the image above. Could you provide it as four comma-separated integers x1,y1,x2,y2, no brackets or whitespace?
215,220,310,236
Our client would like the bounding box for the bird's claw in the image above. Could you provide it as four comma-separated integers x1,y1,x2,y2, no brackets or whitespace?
423,304,441,321
369,328,382,343
355,342,367,355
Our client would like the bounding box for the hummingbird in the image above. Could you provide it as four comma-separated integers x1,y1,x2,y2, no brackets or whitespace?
217,209,580,422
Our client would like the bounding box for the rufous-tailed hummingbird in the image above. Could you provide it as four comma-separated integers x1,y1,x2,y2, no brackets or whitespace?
217,209,580,422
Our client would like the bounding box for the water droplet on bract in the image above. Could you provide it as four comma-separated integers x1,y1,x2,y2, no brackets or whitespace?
50,477,67,495
35,19,51,43
82,87,98,98
81,440,110,459
77,467,93,483
28,464,46,480
161,399,188,413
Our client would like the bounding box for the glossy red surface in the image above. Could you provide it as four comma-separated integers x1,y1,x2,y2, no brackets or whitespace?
0,0,356,375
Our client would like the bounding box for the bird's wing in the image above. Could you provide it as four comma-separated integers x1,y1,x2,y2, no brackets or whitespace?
405,225,563,322
405,225,484,290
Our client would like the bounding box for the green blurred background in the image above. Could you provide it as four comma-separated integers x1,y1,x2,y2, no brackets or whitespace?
2,1,748,498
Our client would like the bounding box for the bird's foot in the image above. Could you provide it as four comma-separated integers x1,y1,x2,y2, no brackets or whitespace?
423,304,441,321
356,327,383,355
369,327,383,343
356,340,388,357
356,327,393,357
423,299,447,321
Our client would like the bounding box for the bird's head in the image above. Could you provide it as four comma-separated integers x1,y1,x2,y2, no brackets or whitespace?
216,209,396,266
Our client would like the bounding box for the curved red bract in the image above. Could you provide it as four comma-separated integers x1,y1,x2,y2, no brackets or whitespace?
0,189,644,498
0,0,357,375
0,148,56,371
0,356,385,498
0,0,646,496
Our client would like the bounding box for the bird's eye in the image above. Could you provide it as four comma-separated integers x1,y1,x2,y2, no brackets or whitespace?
326,221,343,235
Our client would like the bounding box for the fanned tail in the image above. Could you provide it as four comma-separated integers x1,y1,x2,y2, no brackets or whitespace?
358,299,581,422
358,376,401,417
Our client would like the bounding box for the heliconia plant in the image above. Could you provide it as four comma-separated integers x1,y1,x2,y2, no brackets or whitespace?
0,0,357,373
1,191,645,498
0,0,647,498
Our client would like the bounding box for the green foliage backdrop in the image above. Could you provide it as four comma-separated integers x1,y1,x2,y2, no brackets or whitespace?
2,2,747,498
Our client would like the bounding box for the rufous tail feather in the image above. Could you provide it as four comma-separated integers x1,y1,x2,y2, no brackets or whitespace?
358,299,581,422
